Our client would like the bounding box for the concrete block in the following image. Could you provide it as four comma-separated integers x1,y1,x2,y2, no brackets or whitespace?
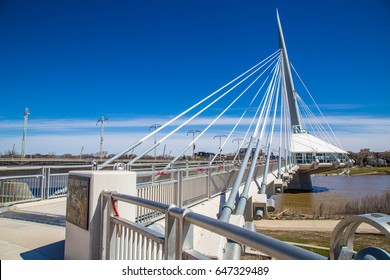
64,170,137,260
274,178,283,193
252,193,268,220
282,172,290,183
230,214,245,228
194,229,227,260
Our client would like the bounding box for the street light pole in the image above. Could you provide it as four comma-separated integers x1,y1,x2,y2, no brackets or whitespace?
187,129,200,160
213,134,227,161
21,108,30,158
96,116,108,159
149,124,161,161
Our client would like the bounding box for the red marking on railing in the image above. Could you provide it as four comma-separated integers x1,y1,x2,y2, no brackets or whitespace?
111,198,121,237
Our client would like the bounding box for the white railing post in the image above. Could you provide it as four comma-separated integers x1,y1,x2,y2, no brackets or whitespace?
207,168,211,199
45,167,51,199
40,167,46,200
166,207,193,260
178,170,183,208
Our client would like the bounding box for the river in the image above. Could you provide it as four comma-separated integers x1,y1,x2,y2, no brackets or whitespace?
272,175,390,217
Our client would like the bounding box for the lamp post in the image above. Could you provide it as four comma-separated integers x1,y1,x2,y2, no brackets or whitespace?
21,108,30,158
96,116,108,159
149,124,161,161
214,134,227,160
187,129,200,160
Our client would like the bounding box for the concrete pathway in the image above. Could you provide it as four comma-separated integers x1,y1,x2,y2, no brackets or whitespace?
0,198,66,260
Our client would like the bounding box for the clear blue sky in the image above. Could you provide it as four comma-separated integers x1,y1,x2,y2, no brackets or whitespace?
0,0,389,155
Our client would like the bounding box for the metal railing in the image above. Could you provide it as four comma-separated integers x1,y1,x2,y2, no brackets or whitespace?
101,191,326,260
0,165,92,206
0,161,279,209
134,162,279,224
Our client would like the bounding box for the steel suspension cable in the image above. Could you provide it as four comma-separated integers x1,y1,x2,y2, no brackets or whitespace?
209,59,279,164
219,60,281,222
235,61,282,216
98,50,280,169
128,52,280,165
260,66,282,194
165,59,279,171
290,62,343,149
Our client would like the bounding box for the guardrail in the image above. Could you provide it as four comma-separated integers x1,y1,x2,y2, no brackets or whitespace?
0,161,279,210
0,165,92,206
134,162,279,224
101,191,326,260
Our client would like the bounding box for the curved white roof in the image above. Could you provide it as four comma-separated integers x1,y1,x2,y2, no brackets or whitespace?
291,133,346,154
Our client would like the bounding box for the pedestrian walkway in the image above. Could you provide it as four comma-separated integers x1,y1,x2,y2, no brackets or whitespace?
0,198,66,260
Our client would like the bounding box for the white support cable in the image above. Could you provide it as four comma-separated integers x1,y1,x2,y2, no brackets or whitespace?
301,100,331,143
209,59,280,164
290,62,343,149
295,95,321,137
296,94,336,147
128,52,280,165
284,90,292,169
294,97,317,151
235,68,283,216
239,59,281,165
229,55,280,163
258,62,281,142
259,64,282,193
231,74,273,163
278,76,284,177
99,50,280,169
171,61,278,167
265,70,282,148
280,59,292,169
219,58,282,222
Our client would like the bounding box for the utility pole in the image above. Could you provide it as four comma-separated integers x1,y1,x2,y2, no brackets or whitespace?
187,129,200,160
214,134,227,161
232,138,243,161
21,108,30,158
96,116,108,159
149,124,161,161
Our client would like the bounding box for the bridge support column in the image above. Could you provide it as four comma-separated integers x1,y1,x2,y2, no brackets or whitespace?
287,173,312,191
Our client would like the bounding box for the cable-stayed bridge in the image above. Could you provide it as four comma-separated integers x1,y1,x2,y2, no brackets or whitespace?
99,10,352,191
2,11,388,260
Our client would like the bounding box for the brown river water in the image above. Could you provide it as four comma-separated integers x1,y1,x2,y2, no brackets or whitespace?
272,175,390,216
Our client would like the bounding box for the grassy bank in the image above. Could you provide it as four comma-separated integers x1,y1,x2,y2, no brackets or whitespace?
272,192,390,220
258,230,390,258
243,230,389,259
320,166,390,175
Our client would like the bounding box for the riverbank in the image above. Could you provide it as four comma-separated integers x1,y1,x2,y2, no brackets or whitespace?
318,166,390,176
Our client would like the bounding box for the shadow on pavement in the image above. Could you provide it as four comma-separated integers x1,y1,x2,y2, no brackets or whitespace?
20,240,65,260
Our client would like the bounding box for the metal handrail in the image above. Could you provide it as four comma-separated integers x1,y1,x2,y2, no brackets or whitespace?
185,211,326,260
104,191,171,214
103,191,326,260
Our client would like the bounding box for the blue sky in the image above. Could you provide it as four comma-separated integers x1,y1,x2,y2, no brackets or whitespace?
0,0,389,156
